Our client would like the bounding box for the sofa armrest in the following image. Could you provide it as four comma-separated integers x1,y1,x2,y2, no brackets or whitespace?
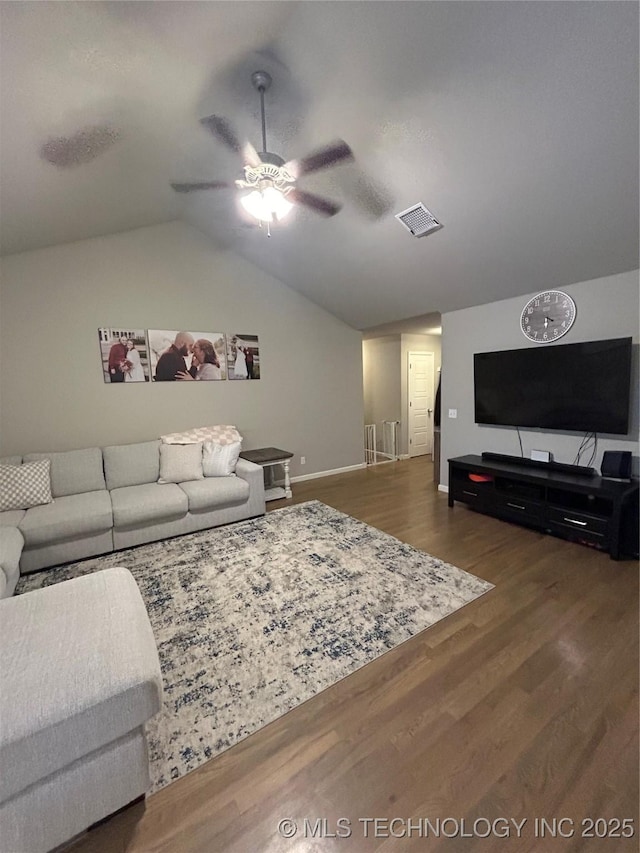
235,458,266,515
0,526,23,599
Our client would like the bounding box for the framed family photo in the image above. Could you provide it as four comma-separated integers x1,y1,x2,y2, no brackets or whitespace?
98,329,150,383
226,334,260,380
148,330,227,381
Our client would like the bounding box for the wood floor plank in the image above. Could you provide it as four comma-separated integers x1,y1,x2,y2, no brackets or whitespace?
66,457,639,853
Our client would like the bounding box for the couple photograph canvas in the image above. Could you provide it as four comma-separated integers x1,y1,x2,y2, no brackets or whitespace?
148,330,227,381
99,329,261,383
227,334,260,380
98,329,150,383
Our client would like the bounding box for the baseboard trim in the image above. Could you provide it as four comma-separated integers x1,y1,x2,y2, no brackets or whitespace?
438,484,449,494
291,463,367,483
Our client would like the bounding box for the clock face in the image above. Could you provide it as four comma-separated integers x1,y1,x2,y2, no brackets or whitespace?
520,290,576,343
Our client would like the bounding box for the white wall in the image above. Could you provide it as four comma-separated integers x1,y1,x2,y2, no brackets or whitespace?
440,270,640,486
362,336,401,451
0,221,365,477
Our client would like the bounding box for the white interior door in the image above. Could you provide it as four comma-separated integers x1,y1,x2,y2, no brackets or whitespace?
408,351,434,457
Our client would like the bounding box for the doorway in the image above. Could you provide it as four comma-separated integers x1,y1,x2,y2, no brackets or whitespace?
407,351,435,457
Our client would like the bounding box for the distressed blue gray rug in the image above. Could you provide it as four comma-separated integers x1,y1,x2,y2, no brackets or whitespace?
16,500,493,793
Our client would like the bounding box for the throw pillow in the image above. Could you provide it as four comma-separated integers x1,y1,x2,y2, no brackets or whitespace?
202,440,242,477
0,459,53,512
158,443,204,484
161,425,242,446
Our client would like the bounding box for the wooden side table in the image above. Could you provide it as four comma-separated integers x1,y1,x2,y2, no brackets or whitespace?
239,447,294,501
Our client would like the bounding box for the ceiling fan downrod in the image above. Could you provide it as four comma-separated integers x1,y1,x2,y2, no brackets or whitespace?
251,70,272,155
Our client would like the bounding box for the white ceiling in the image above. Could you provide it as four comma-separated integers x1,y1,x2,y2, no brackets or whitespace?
1,1,638,331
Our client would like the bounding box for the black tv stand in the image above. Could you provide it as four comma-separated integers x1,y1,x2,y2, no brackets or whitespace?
481,451,597,478
449,455,639,560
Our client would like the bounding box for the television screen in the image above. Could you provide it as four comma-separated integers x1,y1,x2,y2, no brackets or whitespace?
474,337,633,435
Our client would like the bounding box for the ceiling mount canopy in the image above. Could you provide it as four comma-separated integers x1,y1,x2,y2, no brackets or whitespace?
171,69,355,235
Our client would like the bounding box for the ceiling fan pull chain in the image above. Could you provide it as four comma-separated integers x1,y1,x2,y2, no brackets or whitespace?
256,219,272,237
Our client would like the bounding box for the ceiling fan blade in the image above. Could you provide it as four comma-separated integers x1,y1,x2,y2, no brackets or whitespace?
199,115,243,154
288,188,342,217
284,140,354,179
170,181,231,193
199,115,261,168
241,140,262,169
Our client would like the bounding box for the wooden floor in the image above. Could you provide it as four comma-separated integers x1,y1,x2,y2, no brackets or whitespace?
69,457,639,852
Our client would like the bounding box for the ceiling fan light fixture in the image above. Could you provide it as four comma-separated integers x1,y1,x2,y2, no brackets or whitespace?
264,186,293,219
240,185,293,223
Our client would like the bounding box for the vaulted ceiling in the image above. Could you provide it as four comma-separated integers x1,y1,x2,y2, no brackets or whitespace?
1,1,638,330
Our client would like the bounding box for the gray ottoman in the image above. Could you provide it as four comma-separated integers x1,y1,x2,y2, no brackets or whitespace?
0,567,163,853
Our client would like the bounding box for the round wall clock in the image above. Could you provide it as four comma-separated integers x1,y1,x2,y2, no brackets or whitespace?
520,290,576,343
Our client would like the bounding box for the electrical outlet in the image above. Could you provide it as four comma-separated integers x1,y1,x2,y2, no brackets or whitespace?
448,408,457,419
300,456,306,465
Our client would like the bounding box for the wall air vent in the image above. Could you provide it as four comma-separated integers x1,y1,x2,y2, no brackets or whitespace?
395,203,442,237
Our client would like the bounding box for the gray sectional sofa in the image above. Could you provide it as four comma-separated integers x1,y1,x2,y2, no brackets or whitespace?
0,437,265,851
0,438,265,589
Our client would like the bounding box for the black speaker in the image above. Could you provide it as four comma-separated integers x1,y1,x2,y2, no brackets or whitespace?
601,451,632,479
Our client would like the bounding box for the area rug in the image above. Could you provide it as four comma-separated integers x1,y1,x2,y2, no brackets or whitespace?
16,500,493,793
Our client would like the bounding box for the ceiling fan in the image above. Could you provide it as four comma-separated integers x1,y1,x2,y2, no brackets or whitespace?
171,70,354,233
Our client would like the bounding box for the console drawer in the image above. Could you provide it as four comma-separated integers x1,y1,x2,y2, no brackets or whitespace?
493,494,544,525
451,485,488,505
547,506,609,537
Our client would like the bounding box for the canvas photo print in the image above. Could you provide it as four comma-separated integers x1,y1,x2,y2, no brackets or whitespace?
148,330,227,381
98,328,150,383
226,334,260,380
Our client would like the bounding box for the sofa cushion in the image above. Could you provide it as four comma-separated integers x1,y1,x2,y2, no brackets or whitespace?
202,440,242,477
24,448,106,497
19,491,113,547
0,455,22,466
179,476,250,512
0,526,24,599
0,459,53,512
0,509,26,527
0,568,163,802
158,443,203,484
161,425,242,446
111,483,188,528
103,440,160,490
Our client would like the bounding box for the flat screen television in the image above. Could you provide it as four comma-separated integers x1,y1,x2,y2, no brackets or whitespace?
474,337,633,435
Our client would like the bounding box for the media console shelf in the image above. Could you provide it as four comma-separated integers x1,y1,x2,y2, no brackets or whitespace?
448,455,639,560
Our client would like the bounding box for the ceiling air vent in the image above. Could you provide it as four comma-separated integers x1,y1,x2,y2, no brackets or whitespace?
395,203,442,237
